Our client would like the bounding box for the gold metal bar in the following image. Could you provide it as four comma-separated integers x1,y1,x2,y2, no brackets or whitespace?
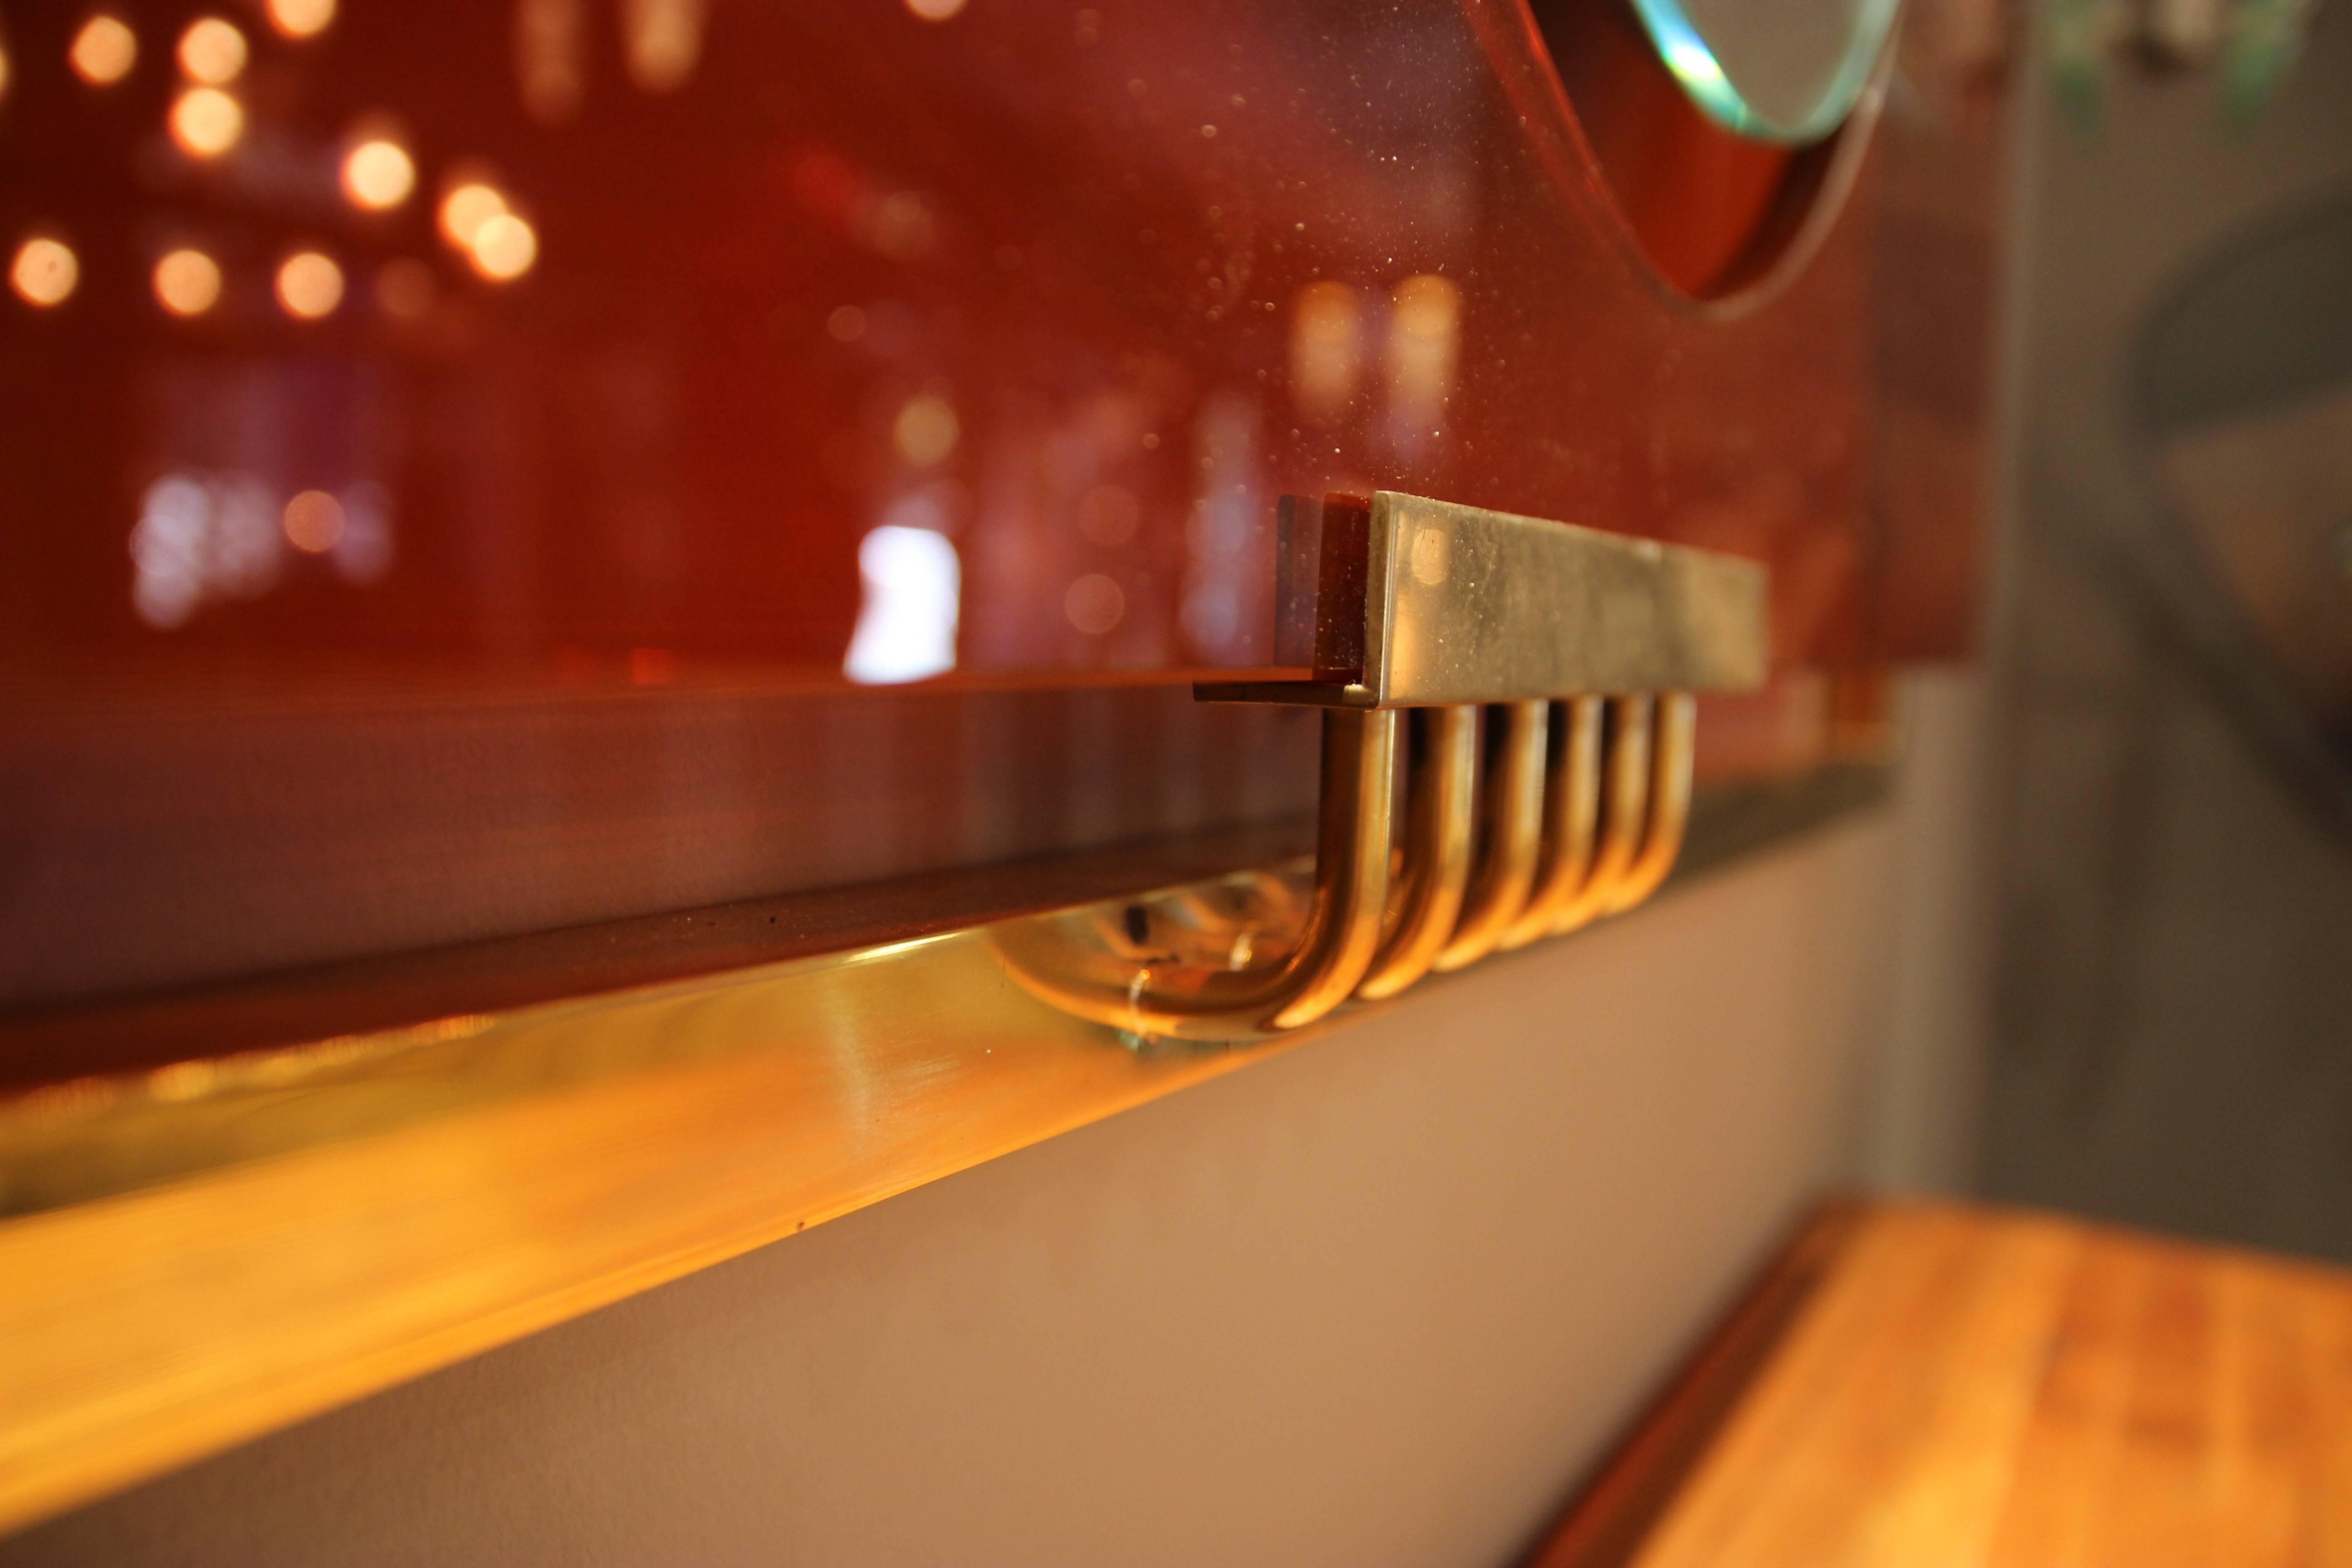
1356,706,1478,1000
1199,490,1767,709
1603,693,1697,914
989,709,1397,1039
1433,700,1547,973
1499,695,1604,951
1551,696,1653,936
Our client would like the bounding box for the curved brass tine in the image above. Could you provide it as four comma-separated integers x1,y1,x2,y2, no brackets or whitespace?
1433,700,1547,973
1499,695,1603,951
1550,695,1654,936
990,708,1397,1040
1357,705,1478,1000
1603,693,1696,913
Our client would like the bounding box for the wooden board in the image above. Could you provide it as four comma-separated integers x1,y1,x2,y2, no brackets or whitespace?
1535,1202,2352,1567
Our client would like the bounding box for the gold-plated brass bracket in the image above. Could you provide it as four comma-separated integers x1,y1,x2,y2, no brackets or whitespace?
994,490,1764,1040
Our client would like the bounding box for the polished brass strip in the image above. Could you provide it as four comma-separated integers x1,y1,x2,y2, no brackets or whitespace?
988,709,1397,1039
1500,696,1604,951
1552,696,1654,936
1357,706,1478,1001
1434,701,1548,974
1200,490,1767,709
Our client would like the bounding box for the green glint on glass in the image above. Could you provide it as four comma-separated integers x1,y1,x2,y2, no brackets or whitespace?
1625,0,1905,146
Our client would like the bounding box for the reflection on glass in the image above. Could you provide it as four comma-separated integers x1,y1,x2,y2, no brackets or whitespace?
274,251,344,318
467,213,538,279
69,15,137,87
342,137,417,211
153,248,222,316
1063,573,1124,636
130,471,282,627
169,86,243,157
282,491,346,554
1290,281,1362,426
893,394,960,467
1385,274,1460,459
374,258,436,320
439,180,510,250
622,0,705,92
1630,0,1898,144
175,17,246,85
844,525,960,684
515,0,586,123
265,0,335,39
10,238,78,308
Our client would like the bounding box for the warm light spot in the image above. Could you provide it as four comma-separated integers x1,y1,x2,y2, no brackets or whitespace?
467,212,537,279
281,490,345,553
622,0,704,92
275,250,343,318
265,0,335,39
1384,273,1461,453
69,15,137,85
0,38,12,104
341,138,415,210
1290,280,1361,424
516,0,585,123
1064,573,1125,636
374,258,436,320
169,86,243,157
153,248,222,316
844,525,960,683
905,0,966,18
10,238,78,307
438,181,508,250
893,395,959,466
826,304,867,342
176,17,246,83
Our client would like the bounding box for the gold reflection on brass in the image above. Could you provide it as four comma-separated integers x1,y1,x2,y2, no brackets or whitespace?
341,137,417,211
152,248,222,317
1553,696,1653,935
1290,280,1361,424
515,0,586,123
1433,700,1546,972
265,0,336,39
467,213,538,280
1501,695,1603,949
274,251,344,319
175,17,247,84
69,15,137,86
10,238,78,308
168,86,243,157
893,394,960,467
281,490,345,554
1604,694,1696,913
1357,705,1477,1000
622,0,705,92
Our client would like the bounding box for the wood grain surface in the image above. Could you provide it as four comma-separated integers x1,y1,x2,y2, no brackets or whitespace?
1541,1203,2352,1568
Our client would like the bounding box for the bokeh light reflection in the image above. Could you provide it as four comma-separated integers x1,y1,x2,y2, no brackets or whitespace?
10,238,79,308
169,86,243,157
342,138,416,211
892,395,960,467
275,251,344,318
265,0,335,39
467,213,538,280
69,15,137,86
152,248,222,316
175,17,246,84
844,525,959,683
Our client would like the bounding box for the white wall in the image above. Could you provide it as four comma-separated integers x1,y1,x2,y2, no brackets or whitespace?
2,803,1924,1568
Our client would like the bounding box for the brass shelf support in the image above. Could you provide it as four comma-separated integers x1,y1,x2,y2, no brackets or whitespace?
995,491,1765,1041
